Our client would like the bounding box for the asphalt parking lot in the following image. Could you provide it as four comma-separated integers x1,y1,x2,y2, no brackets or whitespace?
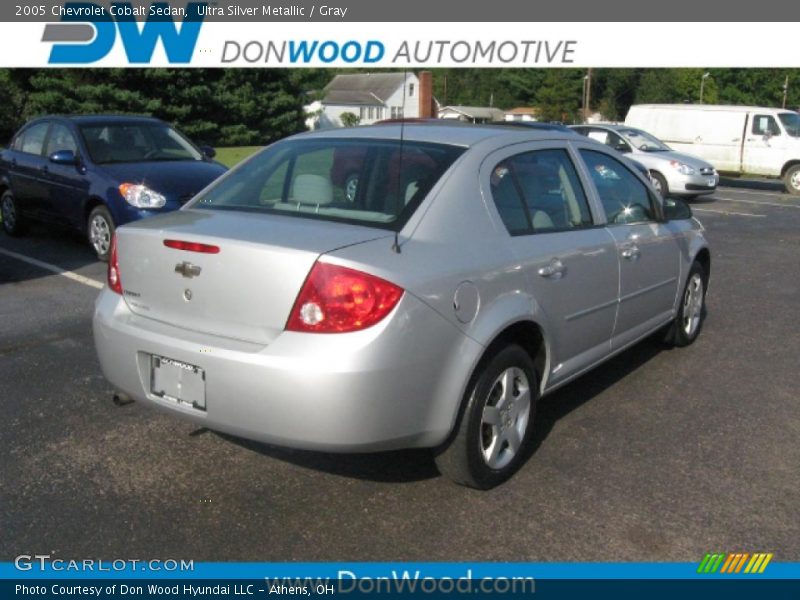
1,182,799,563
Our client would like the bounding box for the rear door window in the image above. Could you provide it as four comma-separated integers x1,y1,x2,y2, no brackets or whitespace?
13,122,50,156
490,148,594,234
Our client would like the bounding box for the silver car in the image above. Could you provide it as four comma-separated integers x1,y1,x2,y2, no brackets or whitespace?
94,124,710,489
571,124,719,198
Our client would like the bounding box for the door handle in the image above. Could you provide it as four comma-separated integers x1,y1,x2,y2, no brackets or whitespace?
621,244,640,260
538,259,565,278
10,158,17,168
40,165,49,174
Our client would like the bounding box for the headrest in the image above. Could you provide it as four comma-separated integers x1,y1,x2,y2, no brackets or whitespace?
292,174,334,206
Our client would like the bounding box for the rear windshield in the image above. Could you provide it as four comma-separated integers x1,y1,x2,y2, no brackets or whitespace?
192,138,465,231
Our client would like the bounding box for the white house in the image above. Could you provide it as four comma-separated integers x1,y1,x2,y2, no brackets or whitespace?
504,107,539,122
438,105,505,123
307,72,421,129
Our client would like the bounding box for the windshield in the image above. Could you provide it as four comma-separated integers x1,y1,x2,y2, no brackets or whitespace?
192,139,465,231
79,122,203,164
619,128,671,152
778,112,800,137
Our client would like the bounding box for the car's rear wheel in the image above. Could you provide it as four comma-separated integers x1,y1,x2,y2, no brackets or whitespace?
87,205,115,262
650,171,668,197
435,344,538,489
1,190,27,237
785,164,800,196
665,261,707,347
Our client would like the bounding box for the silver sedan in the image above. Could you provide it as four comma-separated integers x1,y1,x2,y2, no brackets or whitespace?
94,124,710,489
571,123,719,198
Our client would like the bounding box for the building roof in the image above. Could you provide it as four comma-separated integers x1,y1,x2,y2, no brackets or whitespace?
505,107,539,115
439,106,506,120
322,73,412,106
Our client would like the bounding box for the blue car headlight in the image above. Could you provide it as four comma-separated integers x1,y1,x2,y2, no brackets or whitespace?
119,183,166,209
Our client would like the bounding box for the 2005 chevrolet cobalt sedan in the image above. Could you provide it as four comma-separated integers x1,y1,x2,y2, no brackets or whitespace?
94,124,710,489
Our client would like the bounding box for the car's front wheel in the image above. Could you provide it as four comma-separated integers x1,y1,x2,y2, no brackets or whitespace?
1,190,27,237
665,261,707,347
87,205,115,262
784,164,800,196
650,171,668,197
435,344,538,489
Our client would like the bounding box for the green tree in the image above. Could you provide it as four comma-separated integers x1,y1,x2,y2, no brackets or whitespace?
535,69,584,122
339,112,360,127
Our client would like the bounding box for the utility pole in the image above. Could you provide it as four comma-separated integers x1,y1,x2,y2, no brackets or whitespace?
699,72,710,104
584,68,593,123
783,75,789,109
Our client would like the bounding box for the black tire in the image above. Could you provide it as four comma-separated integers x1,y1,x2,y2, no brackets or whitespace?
650,171,669,198
87,205,115,262
1,190,27,237
435,344,538,490
343,172,359,202
784,164,800,196
664,261,707,347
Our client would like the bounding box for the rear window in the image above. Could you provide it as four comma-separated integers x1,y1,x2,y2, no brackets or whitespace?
192,138,465,231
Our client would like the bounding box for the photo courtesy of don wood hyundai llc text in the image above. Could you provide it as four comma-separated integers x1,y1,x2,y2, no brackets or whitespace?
0,1,798,598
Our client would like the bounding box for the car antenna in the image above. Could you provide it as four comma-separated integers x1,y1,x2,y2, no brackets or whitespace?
391,69,408,254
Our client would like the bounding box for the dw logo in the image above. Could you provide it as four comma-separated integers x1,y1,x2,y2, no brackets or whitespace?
43,2,206,64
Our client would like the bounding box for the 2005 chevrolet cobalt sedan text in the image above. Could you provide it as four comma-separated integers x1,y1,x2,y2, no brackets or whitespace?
94,124,710,489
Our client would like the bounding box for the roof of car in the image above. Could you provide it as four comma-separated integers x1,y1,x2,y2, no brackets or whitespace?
292,122,580,148
571,123,632,131
46,115,164,126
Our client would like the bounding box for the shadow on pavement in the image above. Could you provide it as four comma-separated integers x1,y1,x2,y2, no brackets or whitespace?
0,224,98,285
718,177,786,193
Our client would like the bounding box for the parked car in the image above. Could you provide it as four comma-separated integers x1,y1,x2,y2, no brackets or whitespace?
94,123,710,489
625,104,800,195
571,123,719,198
0,115,228,259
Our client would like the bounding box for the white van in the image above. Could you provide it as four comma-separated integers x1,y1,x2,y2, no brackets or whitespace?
625,104,800,195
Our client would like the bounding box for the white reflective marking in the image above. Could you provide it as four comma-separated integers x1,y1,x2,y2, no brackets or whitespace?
0,247,104,289
714,196,800,209
693,208,766,218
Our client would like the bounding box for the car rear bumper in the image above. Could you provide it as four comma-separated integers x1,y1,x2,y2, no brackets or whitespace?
93,289,479,452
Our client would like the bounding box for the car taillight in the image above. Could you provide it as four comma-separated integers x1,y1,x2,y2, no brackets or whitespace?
286,262,404,333
108,234,122,294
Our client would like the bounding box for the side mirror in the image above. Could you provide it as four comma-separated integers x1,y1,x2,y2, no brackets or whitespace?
616,143,632,154
200,145,216,159
49,149,78,165
663,197,693,221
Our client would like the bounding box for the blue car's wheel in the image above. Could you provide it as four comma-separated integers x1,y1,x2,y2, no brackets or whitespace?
88,205,115,262
1,190,27,237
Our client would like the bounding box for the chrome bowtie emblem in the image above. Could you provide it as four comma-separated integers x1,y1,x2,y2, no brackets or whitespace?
175,262,202,278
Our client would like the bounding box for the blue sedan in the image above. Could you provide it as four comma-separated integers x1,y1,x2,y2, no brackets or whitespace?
0,115,228,259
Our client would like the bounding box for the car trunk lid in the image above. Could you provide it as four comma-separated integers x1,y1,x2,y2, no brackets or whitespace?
115,209,391,345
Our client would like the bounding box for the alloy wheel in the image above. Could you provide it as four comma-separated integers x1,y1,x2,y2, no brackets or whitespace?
89,214,112,256
479,367,532,470
682,273,704,336
1,196,16,230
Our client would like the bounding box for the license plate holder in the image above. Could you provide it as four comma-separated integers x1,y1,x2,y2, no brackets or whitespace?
150,355,206,411
707,177,716,187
